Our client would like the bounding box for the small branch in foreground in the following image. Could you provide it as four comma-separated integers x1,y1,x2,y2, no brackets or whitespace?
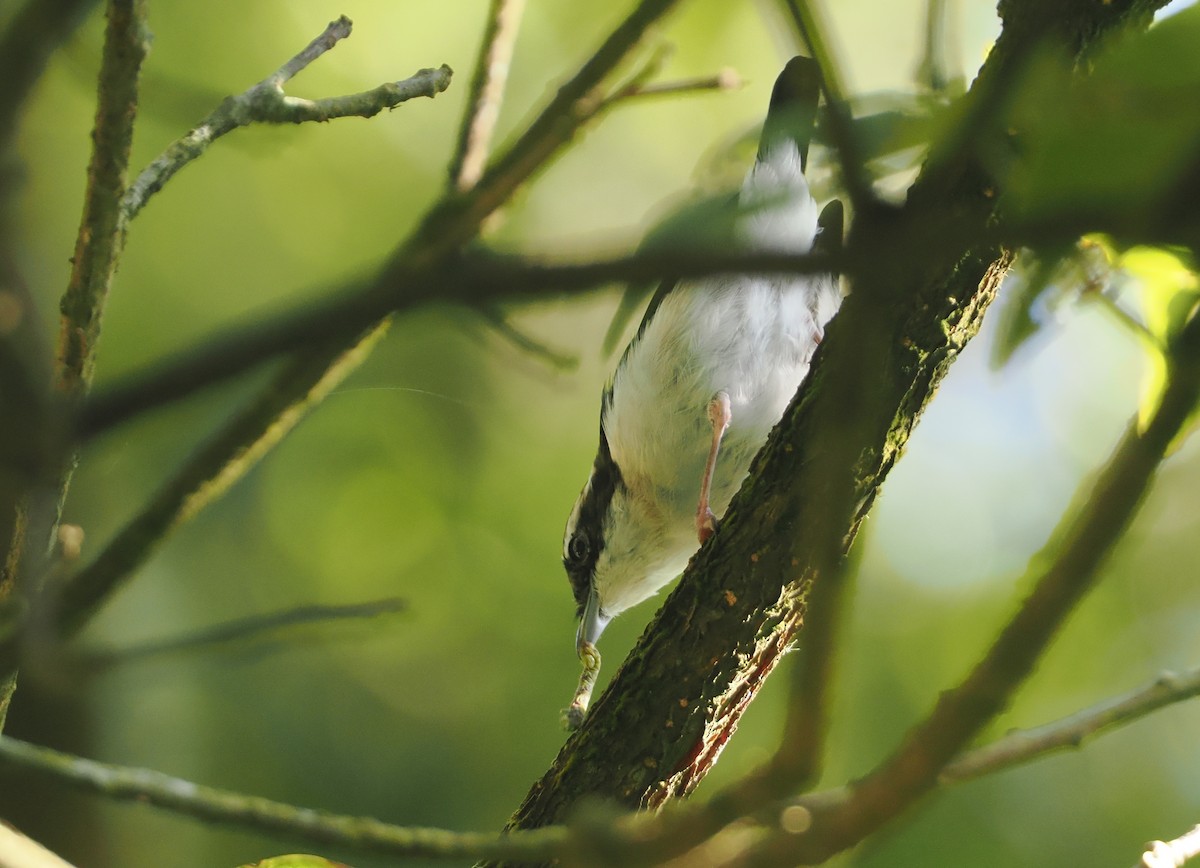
449,0,527,192
0,0,148,726
75,246,842,441
6,656,1198,866
0,736,567,863
268,14,352,84
123,17,452,221
1139,824,1200,868
623,660,1200,867
771,548,854,786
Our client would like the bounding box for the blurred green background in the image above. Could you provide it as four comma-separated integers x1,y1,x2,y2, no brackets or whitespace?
3,1,1199,866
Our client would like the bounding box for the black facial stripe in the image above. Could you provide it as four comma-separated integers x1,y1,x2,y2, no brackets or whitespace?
565,405,623,614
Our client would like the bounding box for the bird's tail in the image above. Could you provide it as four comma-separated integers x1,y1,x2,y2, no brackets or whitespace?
757,56,822,172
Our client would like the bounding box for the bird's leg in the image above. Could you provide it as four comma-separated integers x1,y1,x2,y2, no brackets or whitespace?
697,390,732,544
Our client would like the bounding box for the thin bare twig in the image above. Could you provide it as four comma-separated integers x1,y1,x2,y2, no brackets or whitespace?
0,735,568,862
81,597,407,671
609,68,742,102
449,0,527,192
30,17,452,654
57,0,148,396
123,17,452,221
771,550,854,787
476,307,578,371
269,14,353,84
941,665,1200,784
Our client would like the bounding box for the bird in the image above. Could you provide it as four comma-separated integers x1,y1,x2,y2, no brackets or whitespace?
561,56,843,724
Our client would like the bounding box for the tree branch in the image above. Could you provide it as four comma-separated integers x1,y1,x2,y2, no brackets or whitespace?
79,596,407,672
940,665,1200,785
0,736,567,863
606,68,742,103
779,0,877,211
0,823,76,868
57,0,148,397
0,0,148,728
123,17,452,221
448,0,526,192
75,246,843,441
639,660,1200,867
4,657,1197,866
769,547,854,787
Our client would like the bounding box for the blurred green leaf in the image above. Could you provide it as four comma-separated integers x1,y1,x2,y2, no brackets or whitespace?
1108,246,1200,433
1119,246,1200,345
990,252,1059,369
1002,6,1200,227
991,239,1107,368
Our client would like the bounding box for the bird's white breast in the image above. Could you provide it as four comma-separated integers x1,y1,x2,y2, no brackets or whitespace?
593,142,839,616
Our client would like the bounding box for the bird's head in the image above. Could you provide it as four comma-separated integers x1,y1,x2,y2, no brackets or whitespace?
563,430,687,656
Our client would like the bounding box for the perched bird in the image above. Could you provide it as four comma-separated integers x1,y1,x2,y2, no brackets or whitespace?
562,56,843,723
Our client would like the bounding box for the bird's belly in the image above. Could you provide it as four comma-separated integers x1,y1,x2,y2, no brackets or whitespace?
606,278,818,529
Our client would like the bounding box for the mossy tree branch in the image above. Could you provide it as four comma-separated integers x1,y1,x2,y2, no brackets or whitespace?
0,735,568,863
0,0,149,729
3,662,1198,863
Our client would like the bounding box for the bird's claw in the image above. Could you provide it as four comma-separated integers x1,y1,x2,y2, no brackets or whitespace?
564,641,602,731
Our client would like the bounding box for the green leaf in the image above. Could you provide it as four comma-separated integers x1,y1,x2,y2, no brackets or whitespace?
991,239,1110,369
1118,246,1200,345
1002,6,1200,229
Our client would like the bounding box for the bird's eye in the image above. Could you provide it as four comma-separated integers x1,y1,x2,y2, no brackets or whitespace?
566,532,590,565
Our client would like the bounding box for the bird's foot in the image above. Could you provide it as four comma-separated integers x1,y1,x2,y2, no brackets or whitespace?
563,641,602,731
697,507,719,544
696,391,731,545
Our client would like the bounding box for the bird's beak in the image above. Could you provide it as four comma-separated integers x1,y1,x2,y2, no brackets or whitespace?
576,587,611,656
